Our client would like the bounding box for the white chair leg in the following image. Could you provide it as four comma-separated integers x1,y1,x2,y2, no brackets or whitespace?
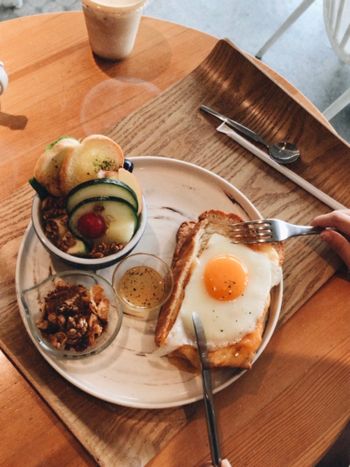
323,86,350,120
255,0,317,59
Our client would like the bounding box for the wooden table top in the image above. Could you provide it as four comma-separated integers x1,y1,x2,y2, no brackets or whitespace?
0,12,349,467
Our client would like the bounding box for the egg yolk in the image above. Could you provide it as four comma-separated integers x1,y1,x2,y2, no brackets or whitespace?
203,256,247,301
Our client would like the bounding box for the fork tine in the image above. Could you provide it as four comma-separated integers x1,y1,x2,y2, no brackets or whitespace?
248,226,272,232
239,220,272,227
232,237,273,244
230,224,272,232
229,227,272,236
230,220,272,229
230,233,249,240
230,234,273,243
255,237,273,243
229,219,274,244
229,225,248,232
231,230,272,238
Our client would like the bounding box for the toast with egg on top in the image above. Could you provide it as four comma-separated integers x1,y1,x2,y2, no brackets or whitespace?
155,210,284,369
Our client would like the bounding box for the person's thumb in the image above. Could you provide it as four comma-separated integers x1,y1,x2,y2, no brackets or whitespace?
321,230,350,269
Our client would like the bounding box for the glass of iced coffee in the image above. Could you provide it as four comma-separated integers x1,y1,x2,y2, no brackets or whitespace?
81,0,146,60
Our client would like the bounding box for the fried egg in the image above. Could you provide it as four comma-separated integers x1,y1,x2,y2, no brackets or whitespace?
165,233,282,350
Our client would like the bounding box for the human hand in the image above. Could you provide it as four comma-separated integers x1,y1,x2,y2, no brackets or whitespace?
220,460,232,467
201,459,232,467
312,209,350,269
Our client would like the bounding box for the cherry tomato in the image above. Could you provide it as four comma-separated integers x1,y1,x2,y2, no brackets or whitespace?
77,212,106,239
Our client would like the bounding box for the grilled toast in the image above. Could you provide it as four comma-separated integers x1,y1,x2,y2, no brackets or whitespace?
155,210,284,369
59,135,124,194
34,137,80,196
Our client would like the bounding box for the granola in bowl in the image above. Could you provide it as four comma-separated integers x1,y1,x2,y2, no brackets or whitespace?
21,271,123,358
37,279,110,352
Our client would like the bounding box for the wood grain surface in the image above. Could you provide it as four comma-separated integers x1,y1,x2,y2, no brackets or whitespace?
0,352,93,467
0,13,216,198
0,13,216,467
149,275,350,467
0,12,349,467
109,38,349,326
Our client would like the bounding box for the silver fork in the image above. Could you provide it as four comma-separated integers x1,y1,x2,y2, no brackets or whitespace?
229,219,328,244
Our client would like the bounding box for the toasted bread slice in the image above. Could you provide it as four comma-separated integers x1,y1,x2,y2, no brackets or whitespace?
59,135,124,195
155,210,284,369
34,137,80,196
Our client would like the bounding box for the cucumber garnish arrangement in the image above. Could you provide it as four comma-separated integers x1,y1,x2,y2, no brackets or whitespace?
29,177,49,200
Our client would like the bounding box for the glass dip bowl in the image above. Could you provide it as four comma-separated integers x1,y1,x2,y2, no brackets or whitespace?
20,271,123,359
112,253,173,320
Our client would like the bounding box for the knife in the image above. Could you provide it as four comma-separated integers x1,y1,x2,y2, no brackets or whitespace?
192,312,222,467
199,105,346,211
200,104,264,144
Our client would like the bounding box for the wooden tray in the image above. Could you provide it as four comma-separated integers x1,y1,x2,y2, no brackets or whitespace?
1,39,349,466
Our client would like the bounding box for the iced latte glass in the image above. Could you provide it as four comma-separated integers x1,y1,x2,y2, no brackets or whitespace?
82,0,146,60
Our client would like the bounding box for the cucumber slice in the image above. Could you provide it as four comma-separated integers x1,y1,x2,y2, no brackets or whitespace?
69,196,138,244
66,239,89,257
105,220,135,244
29,177,49,200
66,179,138,213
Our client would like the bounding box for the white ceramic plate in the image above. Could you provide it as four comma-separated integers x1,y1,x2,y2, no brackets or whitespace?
16,156,283,409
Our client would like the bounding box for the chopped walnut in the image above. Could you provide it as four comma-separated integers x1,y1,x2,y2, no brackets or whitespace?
49,331,67,350
89,284,110,320
40,196,77,252
36,279,110,352
37,320,49,330
90,242,123,258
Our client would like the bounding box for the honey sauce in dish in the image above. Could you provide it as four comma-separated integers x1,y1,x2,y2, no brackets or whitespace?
117,266,165,309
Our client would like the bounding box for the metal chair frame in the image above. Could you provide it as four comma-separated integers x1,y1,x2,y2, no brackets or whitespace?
255,0,350,120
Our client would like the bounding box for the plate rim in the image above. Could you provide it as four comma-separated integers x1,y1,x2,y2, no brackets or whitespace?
15,156,283,409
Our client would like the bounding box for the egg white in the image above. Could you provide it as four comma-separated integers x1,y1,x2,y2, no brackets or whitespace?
166,233,282,350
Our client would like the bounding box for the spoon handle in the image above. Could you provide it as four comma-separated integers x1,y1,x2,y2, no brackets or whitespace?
200,105,267,146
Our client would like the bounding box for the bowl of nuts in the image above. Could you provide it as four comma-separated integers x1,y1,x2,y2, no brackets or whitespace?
20,271,123,358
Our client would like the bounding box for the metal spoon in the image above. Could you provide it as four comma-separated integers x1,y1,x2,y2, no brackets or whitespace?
200,105,300,164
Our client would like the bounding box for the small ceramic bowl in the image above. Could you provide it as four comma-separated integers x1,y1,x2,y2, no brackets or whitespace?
112,253,173,320
31,194,147,269
20,271,123,359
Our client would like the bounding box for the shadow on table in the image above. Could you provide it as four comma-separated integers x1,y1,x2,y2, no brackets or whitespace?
315,420,350,467
91,22,172,83
0,110,27,130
